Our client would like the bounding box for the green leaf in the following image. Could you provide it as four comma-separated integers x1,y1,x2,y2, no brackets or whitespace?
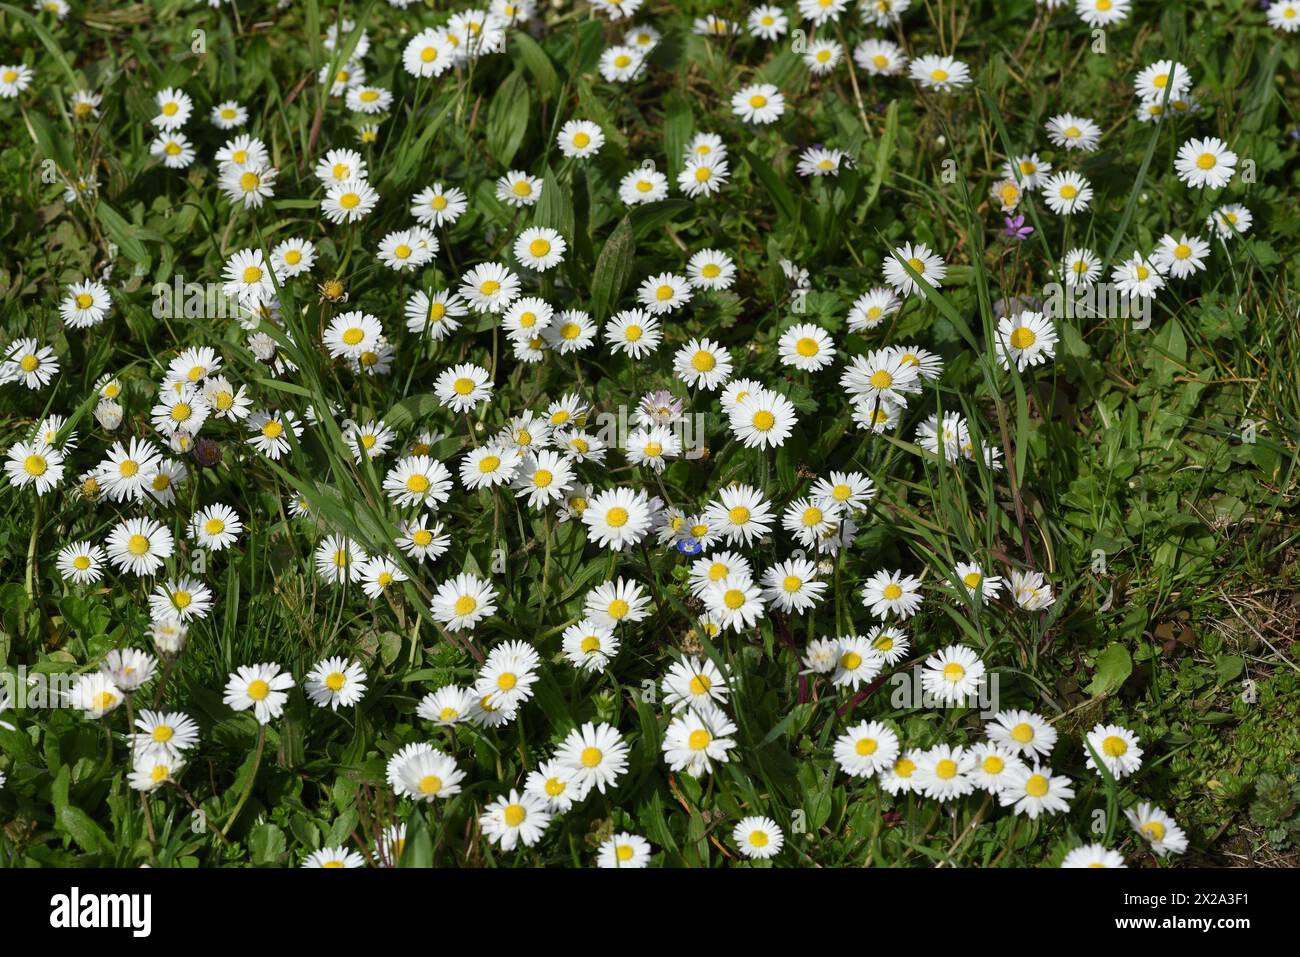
589,216,636,321
249,823,287,865
740,148,798,226
533,165,574,239
485,70,531,166
1085,643,1133,697
629,199,691,240
23,111,73,172
59,805,111,855
512,31,559,101
402,810,435,867
96,201,151,268
1214,654,1245,686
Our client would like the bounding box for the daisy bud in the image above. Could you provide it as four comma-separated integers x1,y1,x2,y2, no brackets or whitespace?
94,399,123,431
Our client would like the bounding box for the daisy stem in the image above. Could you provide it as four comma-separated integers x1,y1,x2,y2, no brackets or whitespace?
127,693,158,852
638,540,670,626
941,793,990,866
97,717,114,780
220,723,267,839
152,655,178,709
837,23,873,138
909,804,942,852
989,818,1024,867
24,497,41,599
869,778,885,862
539,510,553,619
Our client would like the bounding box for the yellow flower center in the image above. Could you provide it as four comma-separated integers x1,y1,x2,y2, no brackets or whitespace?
1025,774,1049,797
1006,323,1039,350
247,679,270,701
943,662,965,681
606,506,629,527
127,534,150,556
1102,735,1127,757
454,595,478,616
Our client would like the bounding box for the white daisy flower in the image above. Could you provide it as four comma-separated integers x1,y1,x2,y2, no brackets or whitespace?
222,662,294,725
733,816,784,859
430,573,498,631
921,644,986,704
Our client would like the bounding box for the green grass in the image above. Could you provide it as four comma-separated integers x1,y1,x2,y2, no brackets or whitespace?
0,0,1298,867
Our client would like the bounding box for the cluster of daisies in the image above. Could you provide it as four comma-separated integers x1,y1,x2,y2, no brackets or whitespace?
832,707,1187,865
6,0,1279,868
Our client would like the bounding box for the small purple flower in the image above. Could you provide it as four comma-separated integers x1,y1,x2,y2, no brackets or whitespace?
1003,213,1034,241
675,537,704,556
